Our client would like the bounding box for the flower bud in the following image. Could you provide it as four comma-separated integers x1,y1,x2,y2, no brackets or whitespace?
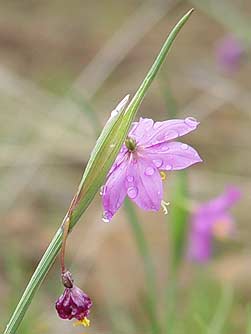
55,272,92,323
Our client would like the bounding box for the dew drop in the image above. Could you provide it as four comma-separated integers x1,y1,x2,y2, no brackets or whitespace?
153,159,163,168
181,143,188,150
185,117,197,127
127,175,134,182
145,166,154,176
127,187,138,199
109,95,130,120
166,129,179,139
165,164,172,171
110,109,119,119
100,185,107,196
102,211,112,223
160,143,170,151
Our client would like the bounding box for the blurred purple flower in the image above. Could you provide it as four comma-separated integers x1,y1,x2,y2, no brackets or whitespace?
188,186,241,263
217,35,244,72
102,117,202,222
55,271,92,327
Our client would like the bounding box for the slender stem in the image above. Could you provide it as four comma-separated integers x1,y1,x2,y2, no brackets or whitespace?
60,192,80,274
124,199,160,334
4,226,63,334
60,217,71,274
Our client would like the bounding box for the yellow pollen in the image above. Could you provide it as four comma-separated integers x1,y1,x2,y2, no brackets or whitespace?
160,171,166,180
73,317,90,328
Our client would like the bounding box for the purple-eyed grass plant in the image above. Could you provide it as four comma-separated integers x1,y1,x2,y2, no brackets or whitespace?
4,9,194,334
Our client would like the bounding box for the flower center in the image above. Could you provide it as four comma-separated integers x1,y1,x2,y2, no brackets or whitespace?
125,136,137,152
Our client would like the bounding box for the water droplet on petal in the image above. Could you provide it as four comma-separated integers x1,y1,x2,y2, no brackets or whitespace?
165,164,172,171
102,211,112,223
185,117,198,127
160,144,170,151
100,185,107,196
181,143,188,150
127,175,134,182
145,166,155,176
127,187,138,199
153,159,163,168
156,129,179,142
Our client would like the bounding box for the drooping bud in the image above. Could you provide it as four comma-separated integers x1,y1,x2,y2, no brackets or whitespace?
55,271,92,324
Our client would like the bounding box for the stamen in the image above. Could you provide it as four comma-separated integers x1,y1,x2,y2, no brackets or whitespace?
160,171,166,180
73,317,90,327
161,200,170,215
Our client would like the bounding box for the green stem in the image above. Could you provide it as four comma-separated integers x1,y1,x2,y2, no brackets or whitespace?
4,227,62,334
124,199,160,334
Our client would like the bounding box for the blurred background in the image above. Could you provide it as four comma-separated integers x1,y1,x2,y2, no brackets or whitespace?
1,0,251,333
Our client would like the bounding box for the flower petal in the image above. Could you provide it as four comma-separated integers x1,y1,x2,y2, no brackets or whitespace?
187,227,213,263
102,155,129,221
201,186,241,213
141,118,200,146
144,141,202,171
106,144,128,178
129,118,154,144
126,156,163,211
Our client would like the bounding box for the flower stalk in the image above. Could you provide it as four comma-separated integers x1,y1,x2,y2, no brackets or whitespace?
60,217,70,275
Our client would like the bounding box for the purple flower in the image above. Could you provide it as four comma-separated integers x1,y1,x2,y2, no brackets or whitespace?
216,35,244,72
187,186,241,263
102,117,202,222
55,271,92,326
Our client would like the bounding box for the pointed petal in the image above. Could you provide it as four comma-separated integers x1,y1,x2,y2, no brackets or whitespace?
202,186,241,213
142,117,200,146
128,117,199,146
127,156,163,211
144,141,202,171
102,155,129,221
129,118,154,144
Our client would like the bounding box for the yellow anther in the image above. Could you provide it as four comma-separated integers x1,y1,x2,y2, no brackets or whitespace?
160,171,166,180
73,317,90,327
